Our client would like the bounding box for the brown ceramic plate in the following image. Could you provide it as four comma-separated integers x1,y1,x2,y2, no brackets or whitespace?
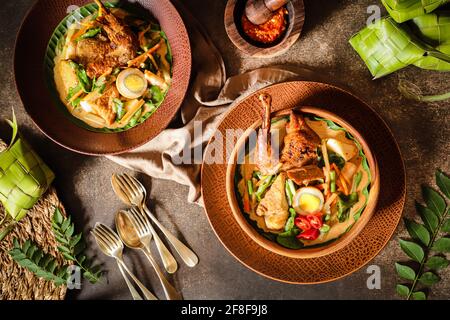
201,81,406,284
226,107,380,259
14,0,191,155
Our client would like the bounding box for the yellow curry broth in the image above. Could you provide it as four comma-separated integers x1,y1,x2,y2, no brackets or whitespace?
237,116,370,246
53,9,167,130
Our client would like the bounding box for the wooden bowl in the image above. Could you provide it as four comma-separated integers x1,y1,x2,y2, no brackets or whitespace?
225,107,380,259
224,0,305,58
14,0,191,155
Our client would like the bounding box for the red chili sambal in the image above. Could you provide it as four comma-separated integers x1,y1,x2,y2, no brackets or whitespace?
241,7,288,45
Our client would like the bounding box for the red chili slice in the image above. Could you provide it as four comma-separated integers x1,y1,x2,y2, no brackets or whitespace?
296,228,320,240
294,216,311,231
307,214,323,230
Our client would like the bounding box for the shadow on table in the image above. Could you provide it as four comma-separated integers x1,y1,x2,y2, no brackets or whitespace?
302,0,341,37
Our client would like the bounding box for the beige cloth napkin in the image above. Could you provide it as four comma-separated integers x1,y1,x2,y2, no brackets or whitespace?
107,2,325,205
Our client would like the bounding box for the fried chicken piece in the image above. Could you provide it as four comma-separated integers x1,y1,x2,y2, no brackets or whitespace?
75,0,139,78
287,165,325,187
93,85,119,125
281,110,321,170
256,173,289,231
76,38,114,77
97,11,138,60
254,93,282,176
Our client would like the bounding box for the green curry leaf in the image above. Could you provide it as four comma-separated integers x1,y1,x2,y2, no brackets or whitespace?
395,169,450,300
432,237,450,253
399,239,424,263
395,263,416,281
404,218,430,246
436,170,450,199
422,186,446,216
396,284,410,297
419,272,440,286
425,256,449,270
416,202,439,232
411,291,427,300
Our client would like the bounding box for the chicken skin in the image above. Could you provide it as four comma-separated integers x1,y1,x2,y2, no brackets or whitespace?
281,110,321,170
75,0,139,78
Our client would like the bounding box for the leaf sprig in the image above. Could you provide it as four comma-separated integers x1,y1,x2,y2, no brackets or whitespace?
52,207,102,283
396,169,450,300
8,208,102,287
9,239,68,287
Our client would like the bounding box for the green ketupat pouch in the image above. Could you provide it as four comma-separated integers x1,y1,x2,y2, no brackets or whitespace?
0,113,55,241
382,0,449,23
349,15,450,79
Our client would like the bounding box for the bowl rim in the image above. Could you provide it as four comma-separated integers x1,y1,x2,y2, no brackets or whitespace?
225,106,380,259
13,0,191,156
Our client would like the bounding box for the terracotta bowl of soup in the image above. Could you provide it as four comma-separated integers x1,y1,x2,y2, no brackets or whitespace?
226,107,380,259
14,0,191,155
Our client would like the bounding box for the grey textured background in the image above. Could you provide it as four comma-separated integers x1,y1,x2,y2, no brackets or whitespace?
0,0,449,300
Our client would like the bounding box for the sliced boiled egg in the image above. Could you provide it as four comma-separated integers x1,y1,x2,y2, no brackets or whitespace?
293,187,324,215
116,68,148,99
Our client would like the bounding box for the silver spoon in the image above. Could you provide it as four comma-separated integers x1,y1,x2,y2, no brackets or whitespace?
112,174,178,274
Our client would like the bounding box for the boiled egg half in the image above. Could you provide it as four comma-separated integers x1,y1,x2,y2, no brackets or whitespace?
293,187,324,215
116,68,148,99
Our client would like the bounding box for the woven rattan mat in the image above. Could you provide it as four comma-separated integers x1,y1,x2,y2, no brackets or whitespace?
0,141,67,300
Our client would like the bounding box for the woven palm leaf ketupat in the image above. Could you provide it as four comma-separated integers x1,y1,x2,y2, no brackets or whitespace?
350,17,428,78
0,114,54,241
410,11,450,69
349,15,450,78
382,0,449,23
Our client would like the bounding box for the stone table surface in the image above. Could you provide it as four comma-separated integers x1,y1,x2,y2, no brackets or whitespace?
1,0,449,300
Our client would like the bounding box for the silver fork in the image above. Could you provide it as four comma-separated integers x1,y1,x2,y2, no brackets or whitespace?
126,208,183,300
113,173,199,267
112,174,178,274
91,223,158,300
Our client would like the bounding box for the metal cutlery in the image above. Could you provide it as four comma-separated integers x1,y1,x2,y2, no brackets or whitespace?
112,174,178,274
112,173,199,268
91,223,157,300
117,263,143,300
115,209,182,300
